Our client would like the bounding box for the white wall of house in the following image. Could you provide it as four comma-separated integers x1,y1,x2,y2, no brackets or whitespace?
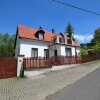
15,36,80,58
49,47,54,57
20,39,49,57
49,45,61,57
60,45,76,56
76,47,80,56
60,46,66,56
49,45,77,57
72,47,76,56
56,34,61,43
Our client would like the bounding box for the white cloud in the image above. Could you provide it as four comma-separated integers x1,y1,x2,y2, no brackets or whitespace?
74,34,93,43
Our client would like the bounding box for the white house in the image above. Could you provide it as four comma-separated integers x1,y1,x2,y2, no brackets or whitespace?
14,25,80,58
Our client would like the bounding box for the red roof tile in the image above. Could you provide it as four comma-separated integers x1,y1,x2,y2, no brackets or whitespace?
73,41,80,47
17,25,80,47
18,25,55,42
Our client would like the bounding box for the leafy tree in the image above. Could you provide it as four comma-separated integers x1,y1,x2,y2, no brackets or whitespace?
86,43,93,49
3,33,9,43
93,43,100,53
91,27,100,45
0,33,2,40
0,44,7,57
80,49,88,56
10,34,15,43
0,33,15,57
0,33,2,44
65,23,73,38
7,35,15,57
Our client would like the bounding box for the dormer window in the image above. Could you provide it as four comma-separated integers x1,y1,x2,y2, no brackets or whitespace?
35,30,44,40
67,39,72,44
38,32,43,39
59,38,62,43
57,33,65,44
59,38,65,43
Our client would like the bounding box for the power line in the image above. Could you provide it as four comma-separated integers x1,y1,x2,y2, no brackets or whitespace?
52,0,100,16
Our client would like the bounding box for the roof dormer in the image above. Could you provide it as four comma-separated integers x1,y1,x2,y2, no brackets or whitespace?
67,38,72,44
35,26,45,40
57,33,65,44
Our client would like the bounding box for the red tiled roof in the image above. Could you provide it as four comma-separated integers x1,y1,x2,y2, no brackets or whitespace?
17,25,80,47
73,41,80,47
18,25,56,42
65,36,70,39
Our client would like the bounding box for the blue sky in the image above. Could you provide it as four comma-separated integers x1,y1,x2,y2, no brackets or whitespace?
0,0,100,43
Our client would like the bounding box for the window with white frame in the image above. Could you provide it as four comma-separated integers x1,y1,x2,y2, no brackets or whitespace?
44,49,49,57
31,48,38,57
65,48,72,56
38,32,43,39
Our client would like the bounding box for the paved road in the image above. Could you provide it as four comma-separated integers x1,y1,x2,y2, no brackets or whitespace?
47,67,100,100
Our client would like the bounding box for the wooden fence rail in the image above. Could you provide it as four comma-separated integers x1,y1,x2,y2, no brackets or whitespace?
50,56,82,66
23,56,82,70
82,54,96,63
23,57,52,70
23,54,100,70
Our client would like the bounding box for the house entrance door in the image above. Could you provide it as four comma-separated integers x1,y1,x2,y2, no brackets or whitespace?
54,50,57,57
54,50,58,65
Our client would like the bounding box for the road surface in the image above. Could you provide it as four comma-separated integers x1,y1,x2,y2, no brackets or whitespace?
46,67,100,100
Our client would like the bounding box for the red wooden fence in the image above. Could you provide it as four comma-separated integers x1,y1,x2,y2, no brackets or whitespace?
81,54,97,63
0,54,99,79
23,57,52,70
24,54,100,70
50,56,82,65
0,58,17,79
23,56,82,70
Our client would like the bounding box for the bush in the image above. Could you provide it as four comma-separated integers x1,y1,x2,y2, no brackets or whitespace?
93,43,100,53
80,49,88,56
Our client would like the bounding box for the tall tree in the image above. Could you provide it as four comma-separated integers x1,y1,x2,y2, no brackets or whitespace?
0,33,15,57
91,27,100,45
0,33,2,40
0,33,2,43
93,43,100,53
0,44,7,57
65,23,73,38
2,33,9,43
7,34,15,57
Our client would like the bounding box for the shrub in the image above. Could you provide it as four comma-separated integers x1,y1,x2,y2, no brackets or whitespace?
80,49,88,56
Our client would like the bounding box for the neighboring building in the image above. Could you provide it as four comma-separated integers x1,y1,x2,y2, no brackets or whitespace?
14,25,80,58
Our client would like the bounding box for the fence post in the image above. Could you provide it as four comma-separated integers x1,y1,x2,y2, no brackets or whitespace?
17,55,25,77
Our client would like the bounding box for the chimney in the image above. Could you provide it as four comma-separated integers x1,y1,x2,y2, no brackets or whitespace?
52,29,55,33
39,26,43,30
